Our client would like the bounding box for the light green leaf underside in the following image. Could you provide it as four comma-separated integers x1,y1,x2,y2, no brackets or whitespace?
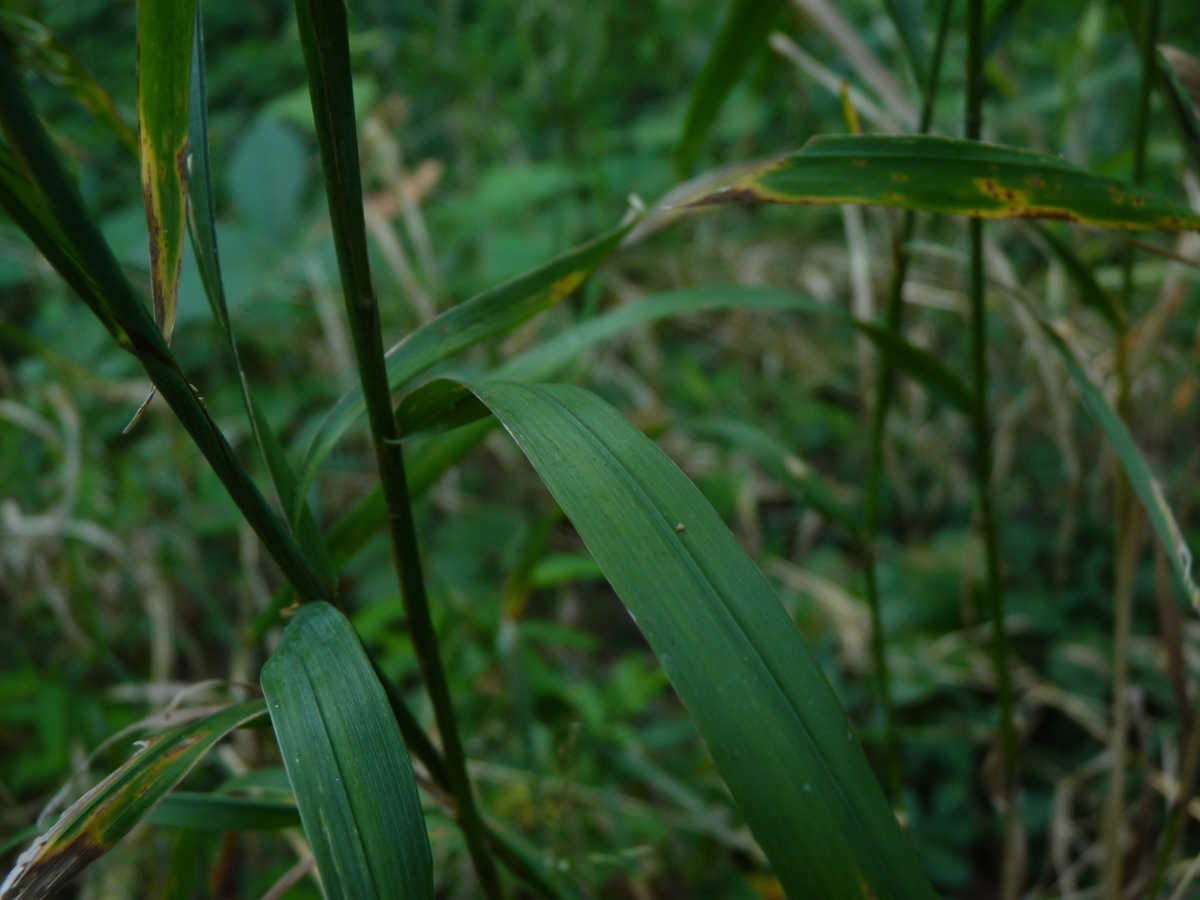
292,219,633,525
261,601,432,900
1038,321,1199,609
394,379,939,900
0,700,266,900
696,134,1200,230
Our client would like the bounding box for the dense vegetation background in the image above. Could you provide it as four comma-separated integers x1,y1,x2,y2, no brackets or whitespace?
4,0,1200,896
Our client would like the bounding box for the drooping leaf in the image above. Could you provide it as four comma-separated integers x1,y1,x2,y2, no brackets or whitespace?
393,380,940,900
292,220,634,523
0,10,137,157
1029,223,1123,329
1158,46,1200,170
694,134,1200,230
260,602,432,900
1038,320,1200,610
677,0,786,175
0,701,267,900
186,11,337,593
145,793,301,831
137,0,195,346
881,0,928,84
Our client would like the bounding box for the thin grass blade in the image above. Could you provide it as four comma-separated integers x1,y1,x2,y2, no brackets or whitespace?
145,794,301,831
677,0,786,175
261,602,432,900
1029,223,1123,329
693,134,1200,230
881,0,929,84
393,379,940,900
0,700,266,900
852,321,972,413
1158,46,1200,170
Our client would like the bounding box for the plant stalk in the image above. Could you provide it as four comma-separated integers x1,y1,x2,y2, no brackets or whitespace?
861,0,956,806
966,2,1020,897
1104,1,1159,893
291,1,504,895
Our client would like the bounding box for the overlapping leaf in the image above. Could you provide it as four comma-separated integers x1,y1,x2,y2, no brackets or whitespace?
695,134,1200,230
0,701,266,900
392,379,940,900
261,602,432,900
145,793,301,831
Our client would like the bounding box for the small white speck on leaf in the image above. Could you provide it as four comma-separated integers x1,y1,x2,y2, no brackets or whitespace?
675,523,685,532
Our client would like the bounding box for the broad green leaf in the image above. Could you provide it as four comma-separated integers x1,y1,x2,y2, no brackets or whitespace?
145,793,301,831
1158,47,1200,171
681,417,859,535
261,602,432,900
394,380,940,900
0,10,137,157
186,12,337,593
137,0,195,346
1038,320,1200,610
0,701,266,900
293,220,634,524
852,321,973,413
1029,223,1122,329
677,0,786,175
694,134,1200,230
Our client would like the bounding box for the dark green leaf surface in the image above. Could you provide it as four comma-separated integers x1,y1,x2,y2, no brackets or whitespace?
0,701,266,900
136,0,195,345
852,321,973,413
186,8,337,592
394,380,940,900
695,134,1200,230
1038,321,1200,609
677,0,786,175
881,0,929,83
146,793,301,831
1158,47,1200,170
293,220,633,521
261,602,432,900
1029,223,1122,329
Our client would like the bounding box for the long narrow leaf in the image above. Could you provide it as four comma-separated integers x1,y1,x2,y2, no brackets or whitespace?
677,0,786,175
293,220,634,523
186,11,337,592
694,134,1200,230
0,701,266,900
1158,46,1200,170
393,380,940,900
852,321,973,413
145,793,301,831
261,602,432,900
1038,321,1200,609
881,0,929,84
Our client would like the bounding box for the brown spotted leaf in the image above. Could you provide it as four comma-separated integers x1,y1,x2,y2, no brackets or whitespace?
0,700,266,900
693,134,1200,230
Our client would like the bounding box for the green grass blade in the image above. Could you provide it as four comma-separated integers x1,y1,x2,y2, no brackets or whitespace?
186,9,337,592
293,220,633,523
261,602,432,900
0,11,137,157
393,380,940,900
1029,223,1122,329
695,134,1200,230
145,794,301,831
1158,47,1200,171
1037,320,1200,609
881,0,929,85
677,0,786,175
163,829,198,900
137,0,195,346
852,321,973,413
0,701,266,900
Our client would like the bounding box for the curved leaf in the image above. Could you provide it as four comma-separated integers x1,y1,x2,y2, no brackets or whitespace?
1158,46,1200,170
694,134,1200,230
394,379,939,900
852,321,972,413
677,0,786,175
146,793,301,831
0,701,267,900
293,220,634,522
261,602,432,900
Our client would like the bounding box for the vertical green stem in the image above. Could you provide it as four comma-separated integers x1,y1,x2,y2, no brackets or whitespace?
861,0,956,806
1109,1,1160,894
291,2,504,896
966,2,1020,897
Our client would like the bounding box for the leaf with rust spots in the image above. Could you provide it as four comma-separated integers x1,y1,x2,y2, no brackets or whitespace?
691,134,1200,231
0,700,265,900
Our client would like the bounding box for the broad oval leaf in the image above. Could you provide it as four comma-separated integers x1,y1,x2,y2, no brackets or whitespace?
292,219,634,524
0,700,267,900
394,379,940,900
694,134,1200,230
261,601,432,900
